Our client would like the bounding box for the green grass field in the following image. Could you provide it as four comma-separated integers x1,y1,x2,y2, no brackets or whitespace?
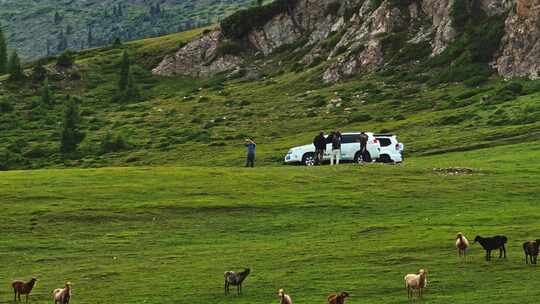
2,10,540,304
1,143,540,304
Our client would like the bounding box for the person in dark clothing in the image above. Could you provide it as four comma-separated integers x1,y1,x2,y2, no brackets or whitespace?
245,138,256,167
359,132,369,163
313,131,327,165
330,131,342,165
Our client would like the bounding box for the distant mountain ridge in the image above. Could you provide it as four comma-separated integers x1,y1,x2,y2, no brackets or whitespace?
0,0,252,60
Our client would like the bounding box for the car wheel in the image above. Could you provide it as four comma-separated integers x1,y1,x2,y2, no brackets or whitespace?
354,151,372,164
378,154,392,163
302,153,316,166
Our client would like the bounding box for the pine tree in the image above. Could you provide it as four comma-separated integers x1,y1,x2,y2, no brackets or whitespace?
57,30,68,52
7,50,24,81
112,37,122,48
32,59,47,82
0,23,7,74
60,96,85,154
54,11,63,24
41,78,52,105
118,50,130,91
125,74,138,99
87,24,93,48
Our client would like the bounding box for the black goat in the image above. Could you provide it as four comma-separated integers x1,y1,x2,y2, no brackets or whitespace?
523,240,540,264
474,235,508,261
224,268,251,295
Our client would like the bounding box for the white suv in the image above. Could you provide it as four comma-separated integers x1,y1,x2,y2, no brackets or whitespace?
284,132,381,166
375,134,404,163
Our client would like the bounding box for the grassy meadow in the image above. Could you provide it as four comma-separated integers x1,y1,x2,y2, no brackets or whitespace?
3,26,540,170
1,143,540,304
1,9,540,304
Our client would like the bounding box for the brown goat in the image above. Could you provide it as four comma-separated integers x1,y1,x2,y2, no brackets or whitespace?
12,278,37,303
327,292,350,304
523,240,540,264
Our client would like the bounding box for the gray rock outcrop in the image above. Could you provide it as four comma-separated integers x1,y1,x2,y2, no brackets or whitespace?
152,0,540,83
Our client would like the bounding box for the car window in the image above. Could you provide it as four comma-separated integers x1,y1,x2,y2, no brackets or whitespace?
342,134,360,144
377,138,392,147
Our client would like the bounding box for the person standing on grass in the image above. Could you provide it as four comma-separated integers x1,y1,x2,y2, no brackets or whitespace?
313,131,326,165
359,131,369,163
245,138,256,168
330,130,342,165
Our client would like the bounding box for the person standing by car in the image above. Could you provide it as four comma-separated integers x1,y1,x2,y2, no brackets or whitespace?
313,131,326,165
359,131,369,163
330,131,342,165
245,138,256,168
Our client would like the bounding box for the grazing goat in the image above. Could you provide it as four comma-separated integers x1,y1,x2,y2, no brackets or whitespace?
53,282,72,304
523,240,540,265
12,278,37,303
278,289,292,304
474,235,508,261
327,291,350,304
404,269,428,298
224,268,250,295
456,232,470,257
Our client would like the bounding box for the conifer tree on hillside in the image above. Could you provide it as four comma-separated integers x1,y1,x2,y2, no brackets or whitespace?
0,24,7,74
32,59,48,82
7,50,24,81
41,78,52,105
60,96,85,154
118,50,130,91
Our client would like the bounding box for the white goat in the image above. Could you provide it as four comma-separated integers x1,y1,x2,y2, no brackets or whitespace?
404,269,428,298
52,282,72,304
456,232,470,257
278,288,292,304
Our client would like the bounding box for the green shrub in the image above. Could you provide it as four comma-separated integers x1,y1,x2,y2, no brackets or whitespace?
100,132,132,154
379,33,407,61
178,41,188,49
464,75,489,87
455,88,485,100
435,112,479,125
0,148,25,171
309,95,326,107
393,114,406,121
524,80,540,94
349,113,373,123
23,145,51,158
322,31,343,51
325,1,341,16
215,40,244,57
370,0,383,10
0,100,13,113
388,41,431,65
427,14,505,84
221,0,298,39
431,63,491,84
56,49,76,68
451,0,471,31
501,82,523,95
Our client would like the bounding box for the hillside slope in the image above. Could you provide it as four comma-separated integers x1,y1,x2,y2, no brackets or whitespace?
1,1,540,170
0,0,252,60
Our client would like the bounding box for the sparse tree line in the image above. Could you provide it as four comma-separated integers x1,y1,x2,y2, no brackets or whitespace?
1,24,137,168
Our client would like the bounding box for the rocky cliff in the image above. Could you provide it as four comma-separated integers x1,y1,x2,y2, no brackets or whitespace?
497,0,540,79
153,0,540,82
